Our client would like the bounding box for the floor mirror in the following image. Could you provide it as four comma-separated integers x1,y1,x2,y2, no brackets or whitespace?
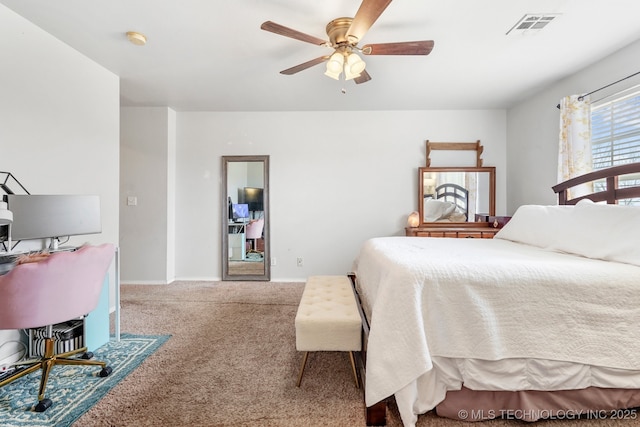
221,155,270,281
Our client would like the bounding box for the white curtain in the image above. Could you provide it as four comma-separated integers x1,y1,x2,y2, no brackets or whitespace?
558,95,592,198
465,172,477,220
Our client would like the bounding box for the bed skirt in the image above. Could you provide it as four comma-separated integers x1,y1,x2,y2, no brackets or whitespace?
435,387,640,422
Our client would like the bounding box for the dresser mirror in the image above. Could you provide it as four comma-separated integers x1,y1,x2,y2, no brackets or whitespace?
419,166,495,226
221,155,270,281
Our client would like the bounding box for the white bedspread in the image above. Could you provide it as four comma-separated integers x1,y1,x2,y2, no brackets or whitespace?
353,236,640,425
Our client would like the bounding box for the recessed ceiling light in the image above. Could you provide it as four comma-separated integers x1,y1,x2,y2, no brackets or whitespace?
126,31,147,46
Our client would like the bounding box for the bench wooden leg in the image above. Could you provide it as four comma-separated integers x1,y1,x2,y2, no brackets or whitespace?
297,351,360,389
349,351,359,388
296,351,309,387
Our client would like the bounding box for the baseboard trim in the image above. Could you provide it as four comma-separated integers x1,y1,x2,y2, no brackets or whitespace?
123,278,308,284
120,280,170,285
172,276,221,282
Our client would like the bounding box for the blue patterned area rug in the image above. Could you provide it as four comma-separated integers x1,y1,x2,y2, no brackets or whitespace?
0,333,170,427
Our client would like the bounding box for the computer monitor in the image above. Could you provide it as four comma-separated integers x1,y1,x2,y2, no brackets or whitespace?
231,203,249,222
238,187,264,212
7,194,102,244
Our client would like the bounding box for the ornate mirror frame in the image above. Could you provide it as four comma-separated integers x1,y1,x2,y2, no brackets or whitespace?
418,140,496,228
426,140,484,167
221,155,270,281
419,166,495,227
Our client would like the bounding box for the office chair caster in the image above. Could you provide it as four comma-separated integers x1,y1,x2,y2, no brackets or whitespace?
81,351,94,359
99,366,113,377
34,398,53,412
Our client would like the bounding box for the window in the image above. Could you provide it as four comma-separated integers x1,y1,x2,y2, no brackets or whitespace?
591,86,640,205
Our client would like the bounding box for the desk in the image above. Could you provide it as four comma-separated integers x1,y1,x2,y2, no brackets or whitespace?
228,222,247,260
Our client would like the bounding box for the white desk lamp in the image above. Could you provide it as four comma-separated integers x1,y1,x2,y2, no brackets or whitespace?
0,201,13,252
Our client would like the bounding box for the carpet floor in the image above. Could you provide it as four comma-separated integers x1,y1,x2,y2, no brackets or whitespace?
74,281,639,427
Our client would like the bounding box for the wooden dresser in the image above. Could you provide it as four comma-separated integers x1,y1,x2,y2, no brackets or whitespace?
411,141,511,240
405,224,499,238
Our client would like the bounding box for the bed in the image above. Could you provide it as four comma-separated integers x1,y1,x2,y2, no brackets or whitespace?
435,183,468,220
422,184,468,223
350,163,640,427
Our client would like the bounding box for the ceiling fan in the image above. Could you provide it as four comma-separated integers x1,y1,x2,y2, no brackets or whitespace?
260,0,434,84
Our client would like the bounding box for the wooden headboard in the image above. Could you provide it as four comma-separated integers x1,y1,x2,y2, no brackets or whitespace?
552,162,640,205
435,183,469,219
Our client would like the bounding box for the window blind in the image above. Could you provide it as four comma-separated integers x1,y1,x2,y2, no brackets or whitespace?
590,86,640,204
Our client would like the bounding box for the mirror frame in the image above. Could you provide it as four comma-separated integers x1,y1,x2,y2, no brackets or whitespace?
221,155,270,281
418,166,495,227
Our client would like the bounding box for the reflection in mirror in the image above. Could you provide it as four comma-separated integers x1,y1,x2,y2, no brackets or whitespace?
222,156,270,281
419,167,495,225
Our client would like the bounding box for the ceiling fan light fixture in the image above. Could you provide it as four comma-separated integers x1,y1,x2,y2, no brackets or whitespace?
261,1,435,85
344,68,360,80
346,53,366,75
324,68,342,80
326,51,344,74
344,55,362,80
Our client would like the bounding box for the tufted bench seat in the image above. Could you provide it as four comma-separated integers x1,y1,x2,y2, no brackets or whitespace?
294,275,361,387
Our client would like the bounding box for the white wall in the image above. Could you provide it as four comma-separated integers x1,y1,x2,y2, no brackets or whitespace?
120,107,176,284
174,110,506,282
506,39,640,212
167,109,176,283
227,162,249,200
0,4,119,364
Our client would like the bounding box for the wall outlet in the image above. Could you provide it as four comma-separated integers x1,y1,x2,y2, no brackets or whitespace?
271,257,276,266
126,196,137,206
296,257,303,267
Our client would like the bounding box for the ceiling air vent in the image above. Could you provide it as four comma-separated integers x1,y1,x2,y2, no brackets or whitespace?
506,14,560,35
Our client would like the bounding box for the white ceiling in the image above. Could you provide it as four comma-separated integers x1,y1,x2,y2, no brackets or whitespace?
2,0,640,112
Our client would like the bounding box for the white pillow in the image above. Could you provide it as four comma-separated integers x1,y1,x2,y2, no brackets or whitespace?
551,199,640,266
496,200,640,266
423,199,456,222
494,204,575,249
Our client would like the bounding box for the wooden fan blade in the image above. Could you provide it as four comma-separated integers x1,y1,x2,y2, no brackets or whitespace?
280,56,329,75
354,70,372,84
261,21,327,46
347,0,393,43
362,40,434,55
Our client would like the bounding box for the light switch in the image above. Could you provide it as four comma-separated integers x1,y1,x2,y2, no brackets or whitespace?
127,196,137,206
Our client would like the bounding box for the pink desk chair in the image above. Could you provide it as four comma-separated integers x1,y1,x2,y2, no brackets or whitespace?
245,218,264,254
0,243,115,412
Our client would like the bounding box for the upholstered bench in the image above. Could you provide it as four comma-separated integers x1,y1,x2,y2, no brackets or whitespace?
294,275,361,388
